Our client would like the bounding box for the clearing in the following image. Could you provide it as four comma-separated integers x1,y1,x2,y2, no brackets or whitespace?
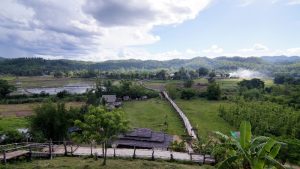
0,102,84,117
122,98,186,136
175,99,234,138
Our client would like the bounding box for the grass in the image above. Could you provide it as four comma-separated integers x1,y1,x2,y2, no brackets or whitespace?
0,76,95,88
0,102,85,117
122,98,186,136
0,116,29,131
175,99,235,138
1,157,213,169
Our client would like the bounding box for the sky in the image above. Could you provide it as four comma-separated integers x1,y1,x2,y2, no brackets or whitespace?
0,0,299,61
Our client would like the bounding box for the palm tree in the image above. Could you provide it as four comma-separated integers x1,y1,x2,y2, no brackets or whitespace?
215,121,286,169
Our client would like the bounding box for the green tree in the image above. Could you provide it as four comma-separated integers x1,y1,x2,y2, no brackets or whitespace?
183,79,194,88
238,78,265,90
0,79,15,99
30,102,78,141
181,88,196,100
215,121,285,169
198,67,209,77
74,106,129,165
207,82,221,100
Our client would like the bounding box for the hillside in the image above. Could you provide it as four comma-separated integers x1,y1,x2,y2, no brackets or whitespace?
0,56,299,76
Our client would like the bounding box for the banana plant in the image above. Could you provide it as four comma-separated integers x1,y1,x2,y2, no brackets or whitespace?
215,121,286,169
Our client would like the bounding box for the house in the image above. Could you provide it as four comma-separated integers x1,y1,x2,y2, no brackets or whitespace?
102,95,117,103
123,96,130,101
101,95,122,108
112,128,173,149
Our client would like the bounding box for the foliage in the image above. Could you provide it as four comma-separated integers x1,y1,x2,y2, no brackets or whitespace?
198,67,209,77
181,88,196,100
274,74,300,85
207,82,221,100
0,79,15,99
215,121,285,169
166,84,180,100
219,99,300,164
0,129,25,144
183,79,194,88
73,106,129,165
169,140,186,152
1,56,300,76
30,102,81,141
238,78,265,90
219,99,300,139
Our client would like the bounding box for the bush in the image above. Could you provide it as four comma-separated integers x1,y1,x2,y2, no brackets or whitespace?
181,88,196,100
207,82,221,100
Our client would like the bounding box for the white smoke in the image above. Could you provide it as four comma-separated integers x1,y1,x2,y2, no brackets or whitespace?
229,69,265,79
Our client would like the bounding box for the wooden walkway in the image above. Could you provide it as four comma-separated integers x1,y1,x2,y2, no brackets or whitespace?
0,150,29,160
0,144,215,165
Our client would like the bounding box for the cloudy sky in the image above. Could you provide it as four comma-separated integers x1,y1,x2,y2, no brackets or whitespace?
0,0,300,61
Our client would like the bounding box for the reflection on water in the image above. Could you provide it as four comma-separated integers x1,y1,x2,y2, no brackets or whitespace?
25,83,94,95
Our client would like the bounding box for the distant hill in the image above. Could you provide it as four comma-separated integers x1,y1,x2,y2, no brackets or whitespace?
0,56,299,76
261,56,300,63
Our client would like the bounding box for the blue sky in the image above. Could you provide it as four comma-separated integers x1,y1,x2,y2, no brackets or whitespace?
149,0,300,51
0,0,299,61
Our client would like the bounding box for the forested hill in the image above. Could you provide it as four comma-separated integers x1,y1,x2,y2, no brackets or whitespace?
0,56,299,76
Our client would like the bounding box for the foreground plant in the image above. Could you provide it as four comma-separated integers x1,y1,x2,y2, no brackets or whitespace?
215,121,286,169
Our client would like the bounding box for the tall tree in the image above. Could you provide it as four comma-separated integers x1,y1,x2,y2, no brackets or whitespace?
0,79,15,99
74,106,129,165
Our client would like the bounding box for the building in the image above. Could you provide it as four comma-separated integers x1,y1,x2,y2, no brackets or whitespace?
101,95,122,109
123,96,130,101
112,128,173,149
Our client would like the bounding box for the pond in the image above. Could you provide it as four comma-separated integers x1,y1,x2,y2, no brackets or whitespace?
24,82,94,95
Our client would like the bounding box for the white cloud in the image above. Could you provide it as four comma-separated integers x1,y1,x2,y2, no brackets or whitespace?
0,0,212,61
203,45,224,54
287,0,300,5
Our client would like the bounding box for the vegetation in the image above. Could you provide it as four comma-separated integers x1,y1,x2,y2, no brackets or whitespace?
214,121,285,169
0,117,28,131
175,99,234,138
30,102,82,141
1,56,300,76
0,79,15,99
207,82,221,100
73,106,129,165
219,98,300,165
122,98,185,136
1,157,213,169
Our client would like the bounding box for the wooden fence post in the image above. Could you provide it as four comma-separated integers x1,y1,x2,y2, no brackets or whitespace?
170,150,174,161
2,150,6,164
151,148,154,160
133,146,136,159
63,140,67,156
49,139,53,159
28,146,32,161
113,147,116,158
90,143,93,156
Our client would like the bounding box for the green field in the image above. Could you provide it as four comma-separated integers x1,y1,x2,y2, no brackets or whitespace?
0,116,29,131
0,75,95,88
122,98,185,136
175,99,234,138
2,157,212,169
